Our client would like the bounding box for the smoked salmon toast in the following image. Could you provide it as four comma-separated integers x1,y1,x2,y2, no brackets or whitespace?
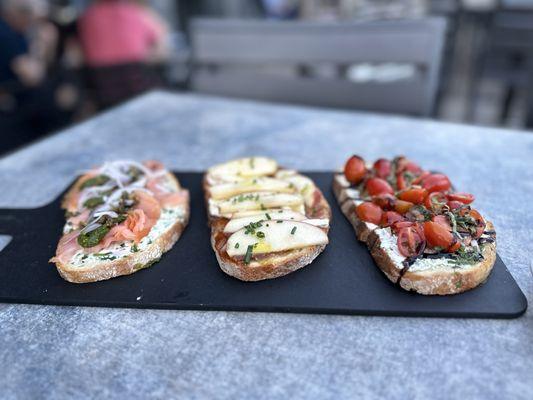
50,160,189,283
204,157,331,281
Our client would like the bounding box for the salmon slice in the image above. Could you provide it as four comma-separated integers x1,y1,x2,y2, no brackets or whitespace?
51,230,81,265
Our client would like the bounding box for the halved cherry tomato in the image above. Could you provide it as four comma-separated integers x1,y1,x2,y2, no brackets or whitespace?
394,199,414,214
396,173,407,190
397,226,426,257
398,187,428,204
344,155,367,184
381,211,404,227
421,173,451,193
447,200,463,210
372,193,396,210
405,162,422,174
412,171,430,185
447,192,475,205
459,208,486,238
424,191,447,212
447,240,461,253
423,221,454,249
392,221,425,238
432,214,451,230
366,177,394,196
356,202,382,225
373,158,391,179
392,220,415,233
395,156,422,174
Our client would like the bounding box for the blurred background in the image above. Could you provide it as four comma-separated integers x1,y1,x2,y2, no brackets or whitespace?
1,0,533,155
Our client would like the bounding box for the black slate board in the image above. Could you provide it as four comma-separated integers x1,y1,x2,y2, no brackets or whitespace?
0,173,527,318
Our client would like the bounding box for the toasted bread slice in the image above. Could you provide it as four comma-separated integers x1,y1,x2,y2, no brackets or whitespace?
51,162,189,283
333,172,497,295
205,158,331,281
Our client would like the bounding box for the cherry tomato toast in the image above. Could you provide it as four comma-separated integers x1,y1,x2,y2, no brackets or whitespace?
333,155,496,295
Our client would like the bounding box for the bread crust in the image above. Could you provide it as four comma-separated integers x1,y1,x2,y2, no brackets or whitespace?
55,213,189,283
53,171,190,283
333,174,497,295
206,171,331,281
398,222,496,295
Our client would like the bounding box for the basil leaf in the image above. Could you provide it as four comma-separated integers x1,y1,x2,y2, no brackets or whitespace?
77,225,110,248
80,175,110,190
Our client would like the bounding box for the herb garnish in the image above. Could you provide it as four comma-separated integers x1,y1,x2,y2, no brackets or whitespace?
93,252,117,261
232,194,260,204
449,246,483,266
265,213,271,220
77,225,110,248
83,196,104,209
244,221,263,235
235,243,240,249
80,175,110,190
291,227,297,235
256,231,265,238
244,245,254,264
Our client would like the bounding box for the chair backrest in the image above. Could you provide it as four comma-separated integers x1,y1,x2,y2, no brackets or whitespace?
190,17,447,116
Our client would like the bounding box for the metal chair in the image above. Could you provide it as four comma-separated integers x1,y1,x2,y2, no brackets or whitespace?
189,17,447,117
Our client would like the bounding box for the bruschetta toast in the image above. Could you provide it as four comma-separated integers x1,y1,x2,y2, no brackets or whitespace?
50,160,189,283
204,157,331,281
333,155,496,295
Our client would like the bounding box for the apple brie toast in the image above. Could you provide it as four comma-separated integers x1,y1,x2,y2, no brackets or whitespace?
50,160,189,283
333,155,496,295
204,157,331,281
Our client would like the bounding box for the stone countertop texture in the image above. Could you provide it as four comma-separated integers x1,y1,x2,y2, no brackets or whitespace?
0,92,531,400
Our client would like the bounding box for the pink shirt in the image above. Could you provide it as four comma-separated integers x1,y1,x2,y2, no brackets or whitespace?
79,1,163,67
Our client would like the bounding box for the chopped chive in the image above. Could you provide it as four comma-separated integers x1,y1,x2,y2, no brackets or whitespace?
277,220,283,224
291,227,297,235
235,242,240,249
256,231,265,238
244,245,254,265
265,213,271,220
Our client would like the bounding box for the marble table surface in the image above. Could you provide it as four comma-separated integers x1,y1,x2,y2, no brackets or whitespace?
0,91,531,400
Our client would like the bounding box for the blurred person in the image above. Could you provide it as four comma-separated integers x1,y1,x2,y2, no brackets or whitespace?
0,0,48,95
0,0,72,154
78,0,169,109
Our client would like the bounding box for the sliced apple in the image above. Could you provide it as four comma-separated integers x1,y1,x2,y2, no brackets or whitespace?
223,210,307,233
209,177,294,200
280,174,316,204
217,192,303,214
228,208,286,219
275,169,297,179
206,174,247,186
226,220,328,258
207,157,277,180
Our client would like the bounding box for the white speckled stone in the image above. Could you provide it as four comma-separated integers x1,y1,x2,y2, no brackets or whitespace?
0,92,531,400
